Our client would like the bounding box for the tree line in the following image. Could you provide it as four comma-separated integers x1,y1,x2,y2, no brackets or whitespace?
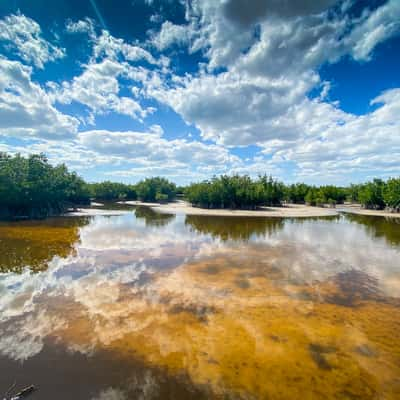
0,153,90,219
184,175,400,211
0,153,177,219
184,175,285,209
1,153,399,219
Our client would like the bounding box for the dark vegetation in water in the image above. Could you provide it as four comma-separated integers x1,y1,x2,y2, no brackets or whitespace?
0,217,89,273
324,269,383,307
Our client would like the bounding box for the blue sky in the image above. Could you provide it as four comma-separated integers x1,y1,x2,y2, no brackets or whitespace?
0,0,399,185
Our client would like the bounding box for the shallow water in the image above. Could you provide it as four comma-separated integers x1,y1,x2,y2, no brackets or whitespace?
0,207,400,399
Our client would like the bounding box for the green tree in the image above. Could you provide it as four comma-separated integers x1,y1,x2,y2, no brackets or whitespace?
358,179,386,210
136,177,176,202
0,152,90,219
383,178,400,211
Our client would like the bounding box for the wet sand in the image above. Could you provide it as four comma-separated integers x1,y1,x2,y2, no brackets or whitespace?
123,200,339,218
65,201,400,219
65,208,131,217
338,205,400,218
122,201,400,219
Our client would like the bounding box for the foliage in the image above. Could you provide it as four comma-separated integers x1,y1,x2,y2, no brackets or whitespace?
383,178,400,211
347,184,362,203
358,179,386,210
1,152,399,216
285,183,312,203
135,177,176,202
185,175,285,209
0,153,90,218
87,181,137,201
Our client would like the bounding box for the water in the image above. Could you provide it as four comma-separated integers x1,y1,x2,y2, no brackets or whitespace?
0,206,399,399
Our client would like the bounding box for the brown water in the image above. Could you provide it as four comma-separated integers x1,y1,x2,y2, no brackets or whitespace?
0,207,400,399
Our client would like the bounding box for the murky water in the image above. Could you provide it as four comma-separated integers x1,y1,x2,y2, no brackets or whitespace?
1,206,400,399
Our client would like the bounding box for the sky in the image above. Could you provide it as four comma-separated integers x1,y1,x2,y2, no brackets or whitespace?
0,0,399,185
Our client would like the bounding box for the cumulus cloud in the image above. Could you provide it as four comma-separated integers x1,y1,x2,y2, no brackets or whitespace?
66,17,96,37
51,26,168,123
148,69,319,145
262,89,400,180
0,13,65,69
150,21,192,50
0,57,79,138
347,0,400,61
77,129,240,168
221,0,337,27
93,30,164,66
53,59,153,122
142,0,400,180
1,2,400,182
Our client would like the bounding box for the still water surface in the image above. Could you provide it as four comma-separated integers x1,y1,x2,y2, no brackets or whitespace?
0,206,400,399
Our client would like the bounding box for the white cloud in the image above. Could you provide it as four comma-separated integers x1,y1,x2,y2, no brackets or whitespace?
143,0,400,181
52,26,169,123
0,13,65,69
93,31,162,66
150,21,192,50
262,89,400,181
78,129,240,168
66,17,96,38
52,59,153,122
2,3,400,183
148,69,319,146
220,0,337,26
0,57,79,138
348,0,400,61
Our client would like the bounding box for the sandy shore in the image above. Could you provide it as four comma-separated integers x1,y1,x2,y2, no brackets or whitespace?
338,205,400,218
64,208,131,217
123,200,338,218
65,201,400,219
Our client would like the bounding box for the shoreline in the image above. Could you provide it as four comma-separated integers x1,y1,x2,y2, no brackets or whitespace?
124,200,400,218
123,200,339,218
12,201,400,220
337,205,400,218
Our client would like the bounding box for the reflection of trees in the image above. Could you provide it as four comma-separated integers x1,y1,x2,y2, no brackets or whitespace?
344,214,400,246
0,217,90,273
185,215,285,241
285,215,340,224
134,206,175,227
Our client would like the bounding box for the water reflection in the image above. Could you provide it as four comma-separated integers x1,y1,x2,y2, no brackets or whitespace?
344,213,400,246
185,214,284,241
0,211,400,399
0,217,89,273
134,206,175,227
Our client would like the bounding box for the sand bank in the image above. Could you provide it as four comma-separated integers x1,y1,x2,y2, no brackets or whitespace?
64,208,131,217
338,205,400,218
123,200,338,218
